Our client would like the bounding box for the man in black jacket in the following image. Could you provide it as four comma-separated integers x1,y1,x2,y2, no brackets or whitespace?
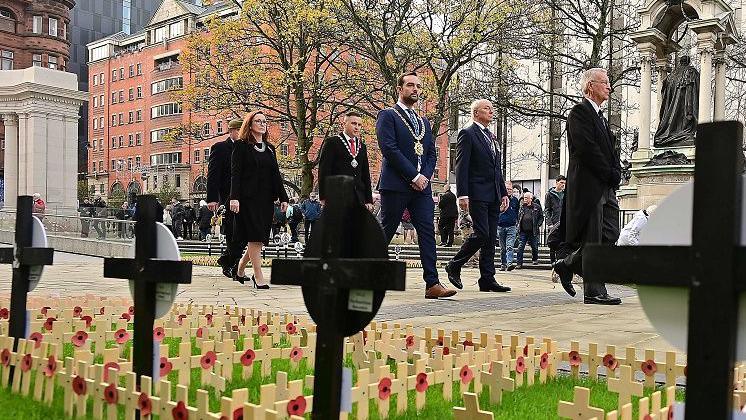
207,118,242,278
437,184,458,246
553,68,622,305
544,174,566,264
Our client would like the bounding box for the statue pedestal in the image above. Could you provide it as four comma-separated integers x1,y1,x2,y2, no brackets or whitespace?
618,146,695,210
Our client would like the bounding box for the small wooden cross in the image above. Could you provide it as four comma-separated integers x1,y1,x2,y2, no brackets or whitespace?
454,392,494,420
607,365,643,410
558,386,605,420
583,121,745,419
480,361,514,405
104,195,192,383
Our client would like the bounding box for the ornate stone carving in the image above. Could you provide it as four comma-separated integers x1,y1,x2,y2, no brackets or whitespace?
644,150,691,167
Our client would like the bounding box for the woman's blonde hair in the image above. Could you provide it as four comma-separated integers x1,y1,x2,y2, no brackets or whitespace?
238,110,269,144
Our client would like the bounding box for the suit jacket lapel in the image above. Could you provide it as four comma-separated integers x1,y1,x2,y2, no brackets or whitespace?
472,124,494,163
583,99,614,155
394,104,419,135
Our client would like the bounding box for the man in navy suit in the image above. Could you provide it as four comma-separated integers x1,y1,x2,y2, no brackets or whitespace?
376,71,457,299
445,99,511,292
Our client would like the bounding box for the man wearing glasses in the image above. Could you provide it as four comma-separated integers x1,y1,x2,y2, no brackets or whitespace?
552,68,622,305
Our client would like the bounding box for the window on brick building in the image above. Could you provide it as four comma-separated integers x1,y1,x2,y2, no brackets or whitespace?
118,112,124,126
32,54,42,67
99,116,104,128
129,88,134,101
112,115,117,126
135,133,142,145
48,56,57,70
128,134,133,146
0,9,12,19
136,110,142,122
111,137,116,149
100,95,104,106
118,90,124,102
92,161,96,173
112,69,117,81
137,86,142,98
118,136,123,148
93,118,98,130
1,50,13,70
32,16,42,34
216,120,223,134
280,144,288,156
119,68,124,79
135,156,141,167
202,122,210,137
48,18,57,37
194,149,200,163
93,96,98,108
204,148,210,161
136,63,142,75
127,158,132,170
100,73,104,83
93,74,98,85
111,92,116,104
129,64,134,77
128,111,134,124
154,26,167,43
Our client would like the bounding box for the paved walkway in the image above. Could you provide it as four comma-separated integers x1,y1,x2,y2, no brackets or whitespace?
0,252,680,358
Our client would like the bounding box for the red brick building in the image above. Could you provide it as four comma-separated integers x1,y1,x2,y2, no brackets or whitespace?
86,0,450,204
0,0,75,175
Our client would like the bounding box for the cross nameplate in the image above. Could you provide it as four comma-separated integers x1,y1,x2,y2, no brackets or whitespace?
271,175,406,419
103,195,192,383
584,121,744,420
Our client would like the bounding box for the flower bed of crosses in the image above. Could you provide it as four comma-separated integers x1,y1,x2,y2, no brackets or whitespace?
0,298,693,419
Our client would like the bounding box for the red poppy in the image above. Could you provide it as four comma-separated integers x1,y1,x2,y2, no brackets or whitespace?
81,315,93,328
172,401,189,420
205,313,213,325
114,328,129,344
196,327,204,338
405,335,415,349
231,325,239,332
200,351,216,370
121,313,131,322
160,357,173,377
668,405,674,420
44,317,56,331
71,330,88,347
29,332,43,349
128,306,135,316
460,365,474,384
515,356,526,374
523,345,529,356
643,415,652,420
443,346,450,356
415,372,429,392
153,327,165,342
240,349,256,366
72,375,87,395
0,349,10,367
104,383,118,404
436,337,444,346
43,355,57,377
0,308,8,319
568,350,581,366
540,353,549,370
232,407,243,420
463,340,474,349
103,362,120,381
602,354,618,371
138,393,152,416
378,377,392,400
19,353,32,372
641,359,658,376
41,306,50,316
99,307,105,315
258,324,269,336
178,314,187,325
73,306,83,317
290,347,303,362
286,323,297,335
286,396,307,416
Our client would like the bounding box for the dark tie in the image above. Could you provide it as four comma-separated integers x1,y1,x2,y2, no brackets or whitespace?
598,110,609,130
482,127,496,156
406,109,420,136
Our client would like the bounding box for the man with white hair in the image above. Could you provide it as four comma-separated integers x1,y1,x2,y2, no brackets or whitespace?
445,99,511,292
552,68,623,305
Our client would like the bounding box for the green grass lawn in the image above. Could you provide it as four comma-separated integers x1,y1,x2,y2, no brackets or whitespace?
1,334,683,419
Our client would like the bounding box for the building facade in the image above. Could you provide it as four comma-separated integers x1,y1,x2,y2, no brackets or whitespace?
86,0,451,204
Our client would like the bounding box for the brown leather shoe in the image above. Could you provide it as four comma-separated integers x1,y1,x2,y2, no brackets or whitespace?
425,283,457,299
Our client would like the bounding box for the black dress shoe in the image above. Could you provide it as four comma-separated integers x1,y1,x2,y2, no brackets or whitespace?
584,294,621,305
506,264,516,271
445,262,463,289
552,261,576,297
233,272,249,285
479,283,511,292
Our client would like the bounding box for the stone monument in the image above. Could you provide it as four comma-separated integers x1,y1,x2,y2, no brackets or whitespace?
0,67,86,214
618,0,741,209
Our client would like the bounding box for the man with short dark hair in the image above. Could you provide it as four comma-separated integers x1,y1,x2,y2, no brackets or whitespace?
545,174,566,264
376,71,456,299
437,184,458,246
516,192,543,268
207,118,242,278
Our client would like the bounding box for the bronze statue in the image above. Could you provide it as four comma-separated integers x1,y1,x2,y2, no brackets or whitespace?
653,55,699,147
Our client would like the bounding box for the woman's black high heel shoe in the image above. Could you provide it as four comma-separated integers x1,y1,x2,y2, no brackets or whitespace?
252,275,270,290
233,270,249,285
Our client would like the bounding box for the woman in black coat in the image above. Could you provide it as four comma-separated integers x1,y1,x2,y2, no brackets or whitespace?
229,110,289,288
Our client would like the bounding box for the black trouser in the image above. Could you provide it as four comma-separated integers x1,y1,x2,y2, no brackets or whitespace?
439,216,456,245
563,188,619,297
304,219,316,243
449,200,498,287
184,221,193,239
219,208,241,269
288,221,300,242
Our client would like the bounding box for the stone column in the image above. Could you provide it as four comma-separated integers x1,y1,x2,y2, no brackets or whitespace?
696,34,716,123
713,50,727,121
2,113,18,209
16,113,27,197
635,44,655,157
23,112,48,199
62,114,78,213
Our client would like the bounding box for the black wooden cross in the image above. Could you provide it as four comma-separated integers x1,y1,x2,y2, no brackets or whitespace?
584,121,744,419
103,195,192,383
0,196,54,369
271,175,406,419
